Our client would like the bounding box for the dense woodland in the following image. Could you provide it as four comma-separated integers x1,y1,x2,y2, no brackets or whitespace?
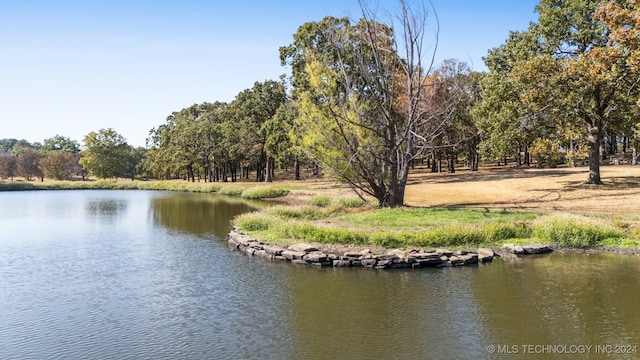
2,0,640,207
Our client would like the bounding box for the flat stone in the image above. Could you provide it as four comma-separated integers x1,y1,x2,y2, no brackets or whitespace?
291,259,308,265
416,257,443,266
343,252,362,258
281,250,306,260
436,249,454,257
386,249,407,259
522,245,553,254
374,254,398,261
478,248,495,257
333,259,352,267
408,252,441,260
288,243,319,253
376,259,393,267
263,246,283,256
303,252,330,263
361,259,377,267
253,249,267,258
503,243,525,255
461,254,479,264
449,256,465,266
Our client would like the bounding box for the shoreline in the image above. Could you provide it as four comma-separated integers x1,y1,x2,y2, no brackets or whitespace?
228,228,640,269
227,228,562,269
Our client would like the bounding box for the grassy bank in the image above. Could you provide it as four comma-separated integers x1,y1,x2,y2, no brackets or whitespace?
234,195,640,250
0,179,291,200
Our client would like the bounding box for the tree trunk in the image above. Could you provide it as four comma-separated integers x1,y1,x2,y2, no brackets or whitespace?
632,146,638,165
430,151,437,172
610,133,617,155
448,152,455,173
187,165,195,182
586,124,603,184
294,156,300,180
265,157,273,182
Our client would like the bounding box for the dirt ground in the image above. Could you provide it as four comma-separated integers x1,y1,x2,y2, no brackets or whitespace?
404,165,640,216
284,165,640,217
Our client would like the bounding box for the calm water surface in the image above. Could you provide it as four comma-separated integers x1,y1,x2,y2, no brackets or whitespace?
1,190,639,359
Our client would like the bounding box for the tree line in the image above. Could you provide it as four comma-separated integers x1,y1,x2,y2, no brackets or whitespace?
2,0,640,207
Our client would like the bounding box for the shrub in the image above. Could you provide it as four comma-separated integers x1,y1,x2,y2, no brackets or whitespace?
265,205,325,220
240,187,289,199
338,197,366,208
218,186,245,196
308,195,333,207
532,214,624,248
234,212,278,232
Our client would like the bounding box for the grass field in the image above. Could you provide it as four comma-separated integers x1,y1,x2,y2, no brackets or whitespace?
235,164,640,250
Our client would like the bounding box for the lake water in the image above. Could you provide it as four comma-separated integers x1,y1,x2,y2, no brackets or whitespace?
1,190,639,359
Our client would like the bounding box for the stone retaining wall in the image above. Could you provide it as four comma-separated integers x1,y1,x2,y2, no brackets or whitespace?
227,228,553,269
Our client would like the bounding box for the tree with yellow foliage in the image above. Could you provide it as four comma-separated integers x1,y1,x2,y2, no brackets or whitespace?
480,0,640,184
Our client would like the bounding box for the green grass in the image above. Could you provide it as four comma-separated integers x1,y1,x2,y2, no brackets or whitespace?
531,213,626,248
240,186,289,199
337,207,537,230
234,203,640,250
218,186,246,196
0,179,288,200
308,195,333,207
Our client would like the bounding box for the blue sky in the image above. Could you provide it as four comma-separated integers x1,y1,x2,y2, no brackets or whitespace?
1,0,539,147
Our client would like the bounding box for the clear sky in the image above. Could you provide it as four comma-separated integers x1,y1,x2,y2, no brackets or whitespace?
1,0,539,148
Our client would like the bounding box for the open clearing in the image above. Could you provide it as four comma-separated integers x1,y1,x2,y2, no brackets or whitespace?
284,165,640,217
404,165,640,215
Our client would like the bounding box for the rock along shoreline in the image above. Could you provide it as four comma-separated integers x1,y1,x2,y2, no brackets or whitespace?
227,228,554,269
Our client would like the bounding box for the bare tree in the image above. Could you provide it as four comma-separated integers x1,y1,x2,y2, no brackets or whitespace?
282,0,450,207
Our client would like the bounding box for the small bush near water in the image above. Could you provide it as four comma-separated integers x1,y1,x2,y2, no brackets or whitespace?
240,186,289,199
531,214,625,248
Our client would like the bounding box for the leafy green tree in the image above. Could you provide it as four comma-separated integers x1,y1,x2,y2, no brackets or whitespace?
4,139,38,156
80,128,132,179
124,146,147,181
145,102,226,181
262,102,301,179
480,0,640,183
221,80,286,182
0,139,18,153
145,122,181,180
474,30,544,166
42,135,80,153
